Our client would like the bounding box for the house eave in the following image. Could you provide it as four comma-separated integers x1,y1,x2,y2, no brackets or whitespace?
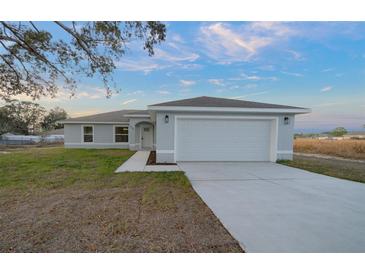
60,121,130,124
123,114,151,118
147,106,311,114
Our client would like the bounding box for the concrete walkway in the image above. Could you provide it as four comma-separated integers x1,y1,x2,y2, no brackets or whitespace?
178,161,365,252
115,151,181,172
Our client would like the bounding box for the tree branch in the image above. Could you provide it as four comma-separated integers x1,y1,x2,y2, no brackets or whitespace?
54,21,97,64
0,40,30,79
0,54,21,83
0,21,71,83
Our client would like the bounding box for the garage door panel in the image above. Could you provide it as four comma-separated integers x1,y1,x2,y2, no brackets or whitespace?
176,118,272,161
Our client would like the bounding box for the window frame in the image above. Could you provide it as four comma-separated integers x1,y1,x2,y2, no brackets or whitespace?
114,125,129,143
82,125,94,143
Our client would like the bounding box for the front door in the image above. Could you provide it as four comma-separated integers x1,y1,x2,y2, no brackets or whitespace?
141,125,153,150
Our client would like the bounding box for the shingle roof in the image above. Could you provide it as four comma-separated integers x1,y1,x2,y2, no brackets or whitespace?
149,96,305,109
62,109,148,123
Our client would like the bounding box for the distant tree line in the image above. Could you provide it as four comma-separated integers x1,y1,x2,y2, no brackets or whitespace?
295,127,351,139
0,100,68,135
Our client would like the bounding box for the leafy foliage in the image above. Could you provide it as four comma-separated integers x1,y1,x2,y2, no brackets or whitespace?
41,107,68,131
330,127,347,137
0,21,166,101
0,100,46,134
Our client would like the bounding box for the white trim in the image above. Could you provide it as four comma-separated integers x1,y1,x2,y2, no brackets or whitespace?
113,125,129,144
277,150,293,154
62,121,129,124
81,125,94,143
148,105,311,114
174,115,279,163
157,150,174,154
123,114,150,118
66,142,128,146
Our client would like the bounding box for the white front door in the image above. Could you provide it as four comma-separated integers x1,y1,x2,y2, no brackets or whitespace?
141,125,153,150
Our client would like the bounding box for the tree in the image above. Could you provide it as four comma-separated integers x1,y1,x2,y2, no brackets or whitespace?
41,107,68,131
0,100,46,134
0,21,166,101
330,127,347,137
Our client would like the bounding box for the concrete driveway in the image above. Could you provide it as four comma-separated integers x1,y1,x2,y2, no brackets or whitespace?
177,162,365,252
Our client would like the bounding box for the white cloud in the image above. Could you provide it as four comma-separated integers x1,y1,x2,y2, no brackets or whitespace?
117,59,163,74
208,79,224,86
126,90,144,96
286,50,304,61
121,99,137,105
154,48,199,62
321,68,335,72
180,80,196,86
198,22,297,63
76,92,102,100
321,86,333,92
117,32,200,73
229,73,277,81
281,71,304,77
157,90,170,95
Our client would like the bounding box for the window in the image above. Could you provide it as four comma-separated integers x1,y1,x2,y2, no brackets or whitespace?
115,126,128,142
83,126,93,142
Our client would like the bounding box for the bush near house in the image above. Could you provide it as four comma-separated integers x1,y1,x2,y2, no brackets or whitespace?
294,138,365,160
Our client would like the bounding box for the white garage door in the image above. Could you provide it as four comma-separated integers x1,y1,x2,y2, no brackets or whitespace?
176,118,273,161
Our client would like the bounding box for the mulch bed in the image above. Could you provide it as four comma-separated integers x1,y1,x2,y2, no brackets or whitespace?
146,151,177,165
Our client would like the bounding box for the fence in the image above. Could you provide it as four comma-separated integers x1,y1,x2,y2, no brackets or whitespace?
0,135,64,145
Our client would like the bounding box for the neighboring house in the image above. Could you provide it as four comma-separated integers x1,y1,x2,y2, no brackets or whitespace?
61,96,310,163
345,131,365,139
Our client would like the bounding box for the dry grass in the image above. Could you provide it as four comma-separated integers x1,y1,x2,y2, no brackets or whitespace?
294,138,365,160
0,148,242,252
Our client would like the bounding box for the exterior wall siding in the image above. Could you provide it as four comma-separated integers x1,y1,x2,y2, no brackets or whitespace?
64,123,129,149
155,111,295,163
64,117,155,150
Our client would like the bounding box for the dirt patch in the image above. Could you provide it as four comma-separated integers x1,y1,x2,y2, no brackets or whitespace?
147,151,177,166
0,182,242,252
0,147,242,252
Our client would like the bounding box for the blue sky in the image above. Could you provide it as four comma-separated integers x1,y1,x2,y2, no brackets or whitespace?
15,22,365,132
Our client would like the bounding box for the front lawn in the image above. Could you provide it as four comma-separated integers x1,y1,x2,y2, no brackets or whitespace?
278,154,365,184
0,148,242,252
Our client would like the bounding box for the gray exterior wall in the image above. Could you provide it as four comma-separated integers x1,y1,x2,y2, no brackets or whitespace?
64,123,129,148
64,117,155,150
155,111,295,163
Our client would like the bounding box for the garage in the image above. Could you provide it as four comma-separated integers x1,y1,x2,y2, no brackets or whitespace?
175,117,277,162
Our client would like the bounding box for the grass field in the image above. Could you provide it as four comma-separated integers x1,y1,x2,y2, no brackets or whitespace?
0,148,242,252
279,154,365,184
294,138,365,160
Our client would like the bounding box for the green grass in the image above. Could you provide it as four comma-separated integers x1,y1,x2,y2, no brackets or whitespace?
0,147,242,252
0,148,134,189
278,155,365,184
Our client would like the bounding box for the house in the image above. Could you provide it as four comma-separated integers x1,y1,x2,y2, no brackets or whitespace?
62,96,310,163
